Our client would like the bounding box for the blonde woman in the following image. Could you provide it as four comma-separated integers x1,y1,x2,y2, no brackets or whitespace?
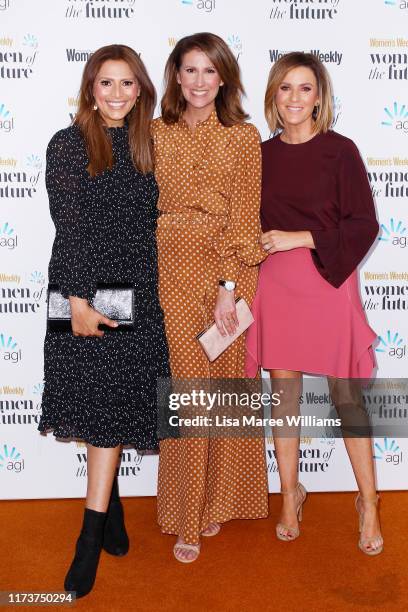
246,52,383,555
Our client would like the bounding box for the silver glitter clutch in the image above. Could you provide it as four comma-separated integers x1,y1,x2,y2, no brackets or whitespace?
47,284,135,332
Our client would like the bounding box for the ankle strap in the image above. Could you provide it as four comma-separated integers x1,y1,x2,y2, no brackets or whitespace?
357,493,379,503
281,483,300,495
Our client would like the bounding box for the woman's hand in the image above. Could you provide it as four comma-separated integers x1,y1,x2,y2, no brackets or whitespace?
69,296,118,338
261,230,315,254
214,287,239,337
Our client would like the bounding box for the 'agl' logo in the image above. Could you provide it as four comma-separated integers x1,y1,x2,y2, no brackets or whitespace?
374,438,403,465
0,444,25,472
382,102,408,133
0,333,22,363
375,330,406,359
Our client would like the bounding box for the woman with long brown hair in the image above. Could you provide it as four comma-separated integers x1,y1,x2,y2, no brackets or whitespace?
39,45,169,596
152,32,269,563
246,52,383,554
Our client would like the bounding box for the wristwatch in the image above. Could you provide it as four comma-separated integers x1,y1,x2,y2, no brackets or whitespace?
219,279,236,292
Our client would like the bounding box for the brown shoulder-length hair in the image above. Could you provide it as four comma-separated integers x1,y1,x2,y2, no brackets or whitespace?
74,44,156,176
265,52,333,134
161,32,248,126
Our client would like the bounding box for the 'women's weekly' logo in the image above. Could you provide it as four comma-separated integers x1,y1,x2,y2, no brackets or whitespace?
0,34,38,79
0,154,42,199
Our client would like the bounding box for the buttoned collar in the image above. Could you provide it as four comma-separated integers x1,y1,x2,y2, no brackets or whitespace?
178,108,219,132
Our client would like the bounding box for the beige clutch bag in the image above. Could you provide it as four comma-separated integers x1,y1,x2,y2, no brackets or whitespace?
196,297,254,362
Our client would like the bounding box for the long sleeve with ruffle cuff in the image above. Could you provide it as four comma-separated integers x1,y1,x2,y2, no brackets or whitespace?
310,140,378,288
213,124,266,284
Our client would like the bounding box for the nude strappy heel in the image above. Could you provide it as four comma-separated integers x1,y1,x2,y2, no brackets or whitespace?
355,493,384,556
201,522,221,537
173,539,201,563
276,482,307,542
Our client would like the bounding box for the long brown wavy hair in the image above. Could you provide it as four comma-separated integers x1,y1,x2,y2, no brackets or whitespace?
74,44,156,176
161,33,248,126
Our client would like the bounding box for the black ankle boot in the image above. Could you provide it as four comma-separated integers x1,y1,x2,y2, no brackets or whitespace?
64,508,106,599
102,476,129,556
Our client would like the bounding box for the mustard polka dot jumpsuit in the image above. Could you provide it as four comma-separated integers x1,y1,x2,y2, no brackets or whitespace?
152,111,269,545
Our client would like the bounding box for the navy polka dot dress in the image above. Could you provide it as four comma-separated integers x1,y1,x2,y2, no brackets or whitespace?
38,124,170,449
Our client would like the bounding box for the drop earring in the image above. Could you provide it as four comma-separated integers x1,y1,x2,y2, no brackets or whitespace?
93,104,98,111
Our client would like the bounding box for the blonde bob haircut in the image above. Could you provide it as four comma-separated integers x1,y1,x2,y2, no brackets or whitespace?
265,52,333,134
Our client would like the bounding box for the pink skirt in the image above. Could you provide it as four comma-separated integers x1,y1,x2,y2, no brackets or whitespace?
245,248,377,378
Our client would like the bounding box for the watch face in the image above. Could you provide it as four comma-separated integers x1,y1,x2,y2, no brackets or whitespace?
225,281,235,291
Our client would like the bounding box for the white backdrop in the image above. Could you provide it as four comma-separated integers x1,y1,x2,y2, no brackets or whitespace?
1,0,407,499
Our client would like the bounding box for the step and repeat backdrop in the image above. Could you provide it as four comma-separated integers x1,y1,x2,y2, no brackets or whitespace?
1,0,407,499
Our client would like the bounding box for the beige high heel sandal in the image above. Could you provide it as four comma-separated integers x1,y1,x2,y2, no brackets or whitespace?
276,483,307,542
173,539,201,563
201,523,221,537
355,493,384,556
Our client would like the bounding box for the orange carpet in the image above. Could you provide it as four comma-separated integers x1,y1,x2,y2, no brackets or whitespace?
1,492,407,612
